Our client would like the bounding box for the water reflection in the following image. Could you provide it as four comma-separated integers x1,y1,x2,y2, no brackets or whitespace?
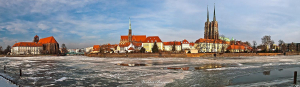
230,67,300,85
263,70,270,75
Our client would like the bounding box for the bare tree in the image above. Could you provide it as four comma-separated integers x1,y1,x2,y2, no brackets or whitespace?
282,44,287,53
172,41,176,52
289,42,296,52
270,41,274,52
253,41,257,53
278,40,284,52
61,44,68,54
261,35,274,52
0,46,2,54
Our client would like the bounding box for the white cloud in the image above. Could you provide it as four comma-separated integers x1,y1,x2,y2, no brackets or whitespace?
0,37,18,47
37,23,49,30
52,28,61,33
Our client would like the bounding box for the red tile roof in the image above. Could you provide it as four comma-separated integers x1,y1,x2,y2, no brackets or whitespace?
119,42,131,47
93,45,100,51
39,36,58,44
12,42,43,47
195,38,227,44
120,35,146,42
226,45,245,50
128,47,134,50
132,42,142,47
143,36,162,43
189,43,195,46
34,35,39,38
182,39,189,44
163,41,181,45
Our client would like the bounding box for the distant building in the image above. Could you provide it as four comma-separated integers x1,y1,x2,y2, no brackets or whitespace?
90,45,100,53
11,35,59,55
85,47,93,53
119,18,146,45
194,38,229,53
163,41,181,51
142,36,163,52
204,4,219,40
181,39,190,50
286,42,300,52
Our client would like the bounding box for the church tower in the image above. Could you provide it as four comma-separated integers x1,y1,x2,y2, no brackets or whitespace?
204,5,210,39
33,35,39,43
128,17,132,43
204,4,219,40
211,3,219,40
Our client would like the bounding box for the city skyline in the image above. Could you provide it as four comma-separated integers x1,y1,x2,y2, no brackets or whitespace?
0,0,299,48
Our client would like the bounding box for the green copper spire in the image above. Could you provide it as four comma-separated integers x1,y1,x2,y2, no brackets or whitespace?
129,17,131,30
207,5,209,22
213,3,216,21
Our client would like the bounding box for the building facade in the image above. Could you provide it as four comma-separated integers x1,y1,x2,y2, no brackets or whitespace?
142,36,163,52
11,35,59,55
194,38,229,53
163,41,182,51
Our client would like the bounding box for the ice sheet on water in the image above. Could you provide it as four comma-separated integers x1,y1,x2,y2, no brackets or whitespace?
0,55,300,86
55,77,67,82
0,76,17,87
227,78,296,87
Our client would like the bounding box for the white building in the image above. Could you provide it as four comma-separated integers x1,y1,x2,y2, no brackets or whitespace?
11,42,43,55
85,47,93,53
182,39,190,50
163,41,182,51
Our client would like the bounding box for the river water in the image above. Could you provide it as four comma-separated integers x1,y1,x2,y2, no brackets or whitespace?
0,55,299,87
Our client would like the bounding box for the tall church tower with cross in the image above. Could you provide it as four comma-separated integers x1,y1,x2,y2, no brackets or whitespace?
128,17,132,42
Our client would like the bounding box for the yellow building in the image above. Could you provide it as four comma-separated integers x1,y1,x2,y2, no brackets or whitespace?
142,36,163,52
194,38,229,53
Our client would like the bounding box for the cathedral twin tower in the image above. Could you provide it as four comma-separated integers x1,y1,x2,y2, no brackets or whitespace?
204,4,219,40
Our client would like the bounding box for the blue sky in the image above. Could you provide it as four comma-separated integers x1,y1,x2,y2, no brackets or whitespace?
0,0,299,49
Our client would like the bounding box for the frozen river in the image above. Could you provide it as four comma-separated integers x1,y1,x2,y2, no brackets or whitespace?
0,55,299,86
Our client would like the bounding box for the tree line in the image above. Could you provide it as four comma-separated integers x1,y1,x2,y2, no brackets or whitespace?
0,45,11,55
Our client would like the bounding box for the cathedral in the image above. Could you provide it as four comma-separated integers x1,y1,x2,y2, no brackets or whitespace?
119,18,146,45
204,4,219,40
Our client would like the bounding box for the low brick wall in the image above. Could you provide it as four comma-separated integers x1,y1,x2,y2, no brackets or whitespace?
87,52,298,58
286,52,300,55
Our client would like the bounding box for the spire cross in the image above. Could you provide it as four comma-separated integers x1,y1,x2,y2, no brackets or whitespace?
213,3,216,21
129,17,131,30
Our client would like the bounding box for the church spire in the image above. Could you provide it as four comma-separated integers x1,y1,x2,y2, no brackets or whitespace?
129,17,131,30
213,3,216,21
207,5,209,22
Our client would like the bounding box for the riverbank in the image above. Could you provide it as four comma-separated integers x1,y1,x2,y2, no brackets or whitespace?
0,54,60,57
86,52,300,58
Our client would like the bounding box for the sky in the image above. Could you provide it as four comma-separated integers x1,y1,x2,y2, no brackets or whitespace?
0,0,299,49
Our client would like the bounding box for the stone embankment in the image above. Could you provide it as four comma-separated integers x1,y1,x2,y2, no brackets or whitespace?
87,52,299,58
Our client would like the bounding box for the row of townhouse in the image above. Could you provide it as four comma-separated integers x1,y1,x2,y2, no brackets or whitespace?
90,36,197,53
89,36,252,53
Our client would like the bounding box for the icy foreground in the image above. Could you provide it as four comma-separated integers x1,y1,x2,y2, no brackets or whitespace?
0,55,299,86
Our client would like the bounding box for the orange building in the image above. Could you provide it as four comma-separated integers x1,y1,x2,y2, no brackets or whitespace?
11,35,59,55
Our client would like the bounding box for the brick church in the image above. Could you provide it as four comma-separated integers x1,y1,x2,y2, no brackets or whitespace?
11,35,60,55
204,4,219,40
119,18,146,45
